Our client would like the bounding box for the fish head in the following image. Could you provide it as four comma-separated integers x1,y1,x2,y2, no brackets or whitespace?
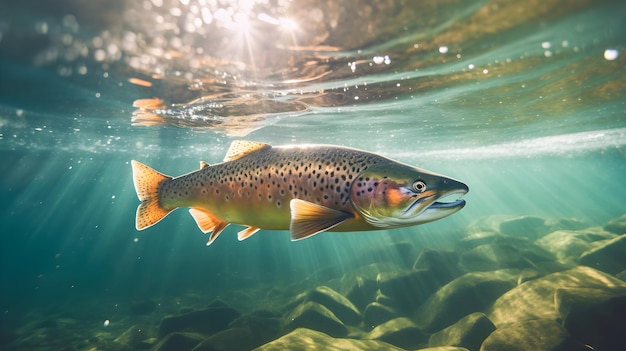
350,162,468,228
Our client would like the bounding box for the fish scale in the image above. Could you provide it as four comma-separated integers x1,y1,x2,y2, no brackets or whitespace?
162,145,383,220
131,140,468,246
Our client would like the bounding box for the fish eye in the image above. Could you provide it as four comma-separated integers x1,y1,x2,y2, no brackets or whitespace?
413,180,426,192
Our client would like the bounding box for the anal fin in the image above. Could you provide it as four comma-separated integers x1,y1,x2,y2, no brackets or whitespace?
238,226,260,241
289,199,353,241
189,208,229,245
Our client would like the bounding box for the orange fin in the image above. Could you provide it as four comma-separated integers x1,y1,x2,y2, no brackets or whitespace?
238,226,261,241
189,208,229,245
223,140,270,162
131,160,173,230
199,161,210,169
289,199,352,241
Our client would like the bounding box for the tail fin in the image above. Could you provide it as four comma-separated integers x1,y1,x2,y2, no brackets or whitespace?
131,160,173,230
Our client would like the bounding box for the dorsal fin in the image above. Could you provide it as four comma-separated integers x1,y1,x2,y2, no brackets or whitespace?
289,199,353,241
224,140,270,162
199,161,210,169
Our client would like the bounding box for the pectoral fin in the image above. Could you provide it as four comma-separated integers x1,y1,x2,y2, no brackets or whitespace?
289,199,353,241
189,208,229,245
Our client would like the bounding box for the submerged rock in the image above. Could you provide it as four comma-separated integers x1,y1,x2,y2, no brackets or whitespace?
428,312,495,351
535,228,614,265
604,213,626,234
458,231,500,249
153,332,206,351
375,289,396,308
546,217,588,231
460,244,524,271
413,250,463,283
459,237,555,272
479,319,588,351
287,286,361,325
364,317,428,350
555,287,626,350
363,302,398,329
376,269,443,312
228,312,281,347
253,328,406,351
343,276,378,311
158,306,240,338
579,234,626,274
191,328,255,351
499,215,548,238
415,270,517,332
488,266,626,326
284,301,348,337
465,215,512,234
309,286,361,325
113,324,152,348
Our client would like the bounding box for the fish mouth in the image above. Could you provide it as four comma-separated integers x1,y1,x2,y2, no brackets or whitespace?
404,187,468,215
403,186,467,222
428,188,468,211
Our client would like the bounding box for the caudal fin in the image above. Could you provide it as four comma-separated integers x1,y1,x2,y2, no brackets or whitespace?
131,160,173,230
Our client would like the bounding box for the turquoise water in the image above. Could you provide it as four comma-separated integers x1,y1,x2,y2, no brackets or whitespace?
1,0,626,350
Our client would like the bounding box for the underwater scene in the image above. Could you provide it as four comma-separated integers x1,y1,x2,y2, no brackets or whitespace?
1,0,625,350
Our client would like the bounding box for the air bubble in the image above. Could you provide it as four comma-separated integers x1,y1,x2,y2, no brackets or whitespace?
604,49,619,61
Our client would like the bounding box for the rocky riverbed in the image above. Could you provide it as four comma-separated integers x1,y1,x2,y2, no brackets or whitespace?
2,213,626,351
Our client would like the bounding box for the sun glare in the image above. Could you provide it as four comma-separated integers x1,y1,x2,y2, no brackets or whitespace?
279,17,298,32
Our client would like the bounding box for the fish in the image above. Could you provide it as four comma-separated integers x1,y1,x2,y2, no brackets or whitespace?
131,140,468,245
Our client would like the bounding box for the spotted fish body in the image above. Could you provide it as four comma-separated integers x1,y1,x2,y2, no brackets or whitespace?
131,141,468,245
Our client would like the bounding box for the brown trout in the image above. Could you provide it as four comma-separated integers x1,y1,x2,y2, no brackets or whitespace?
131,140,468,245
